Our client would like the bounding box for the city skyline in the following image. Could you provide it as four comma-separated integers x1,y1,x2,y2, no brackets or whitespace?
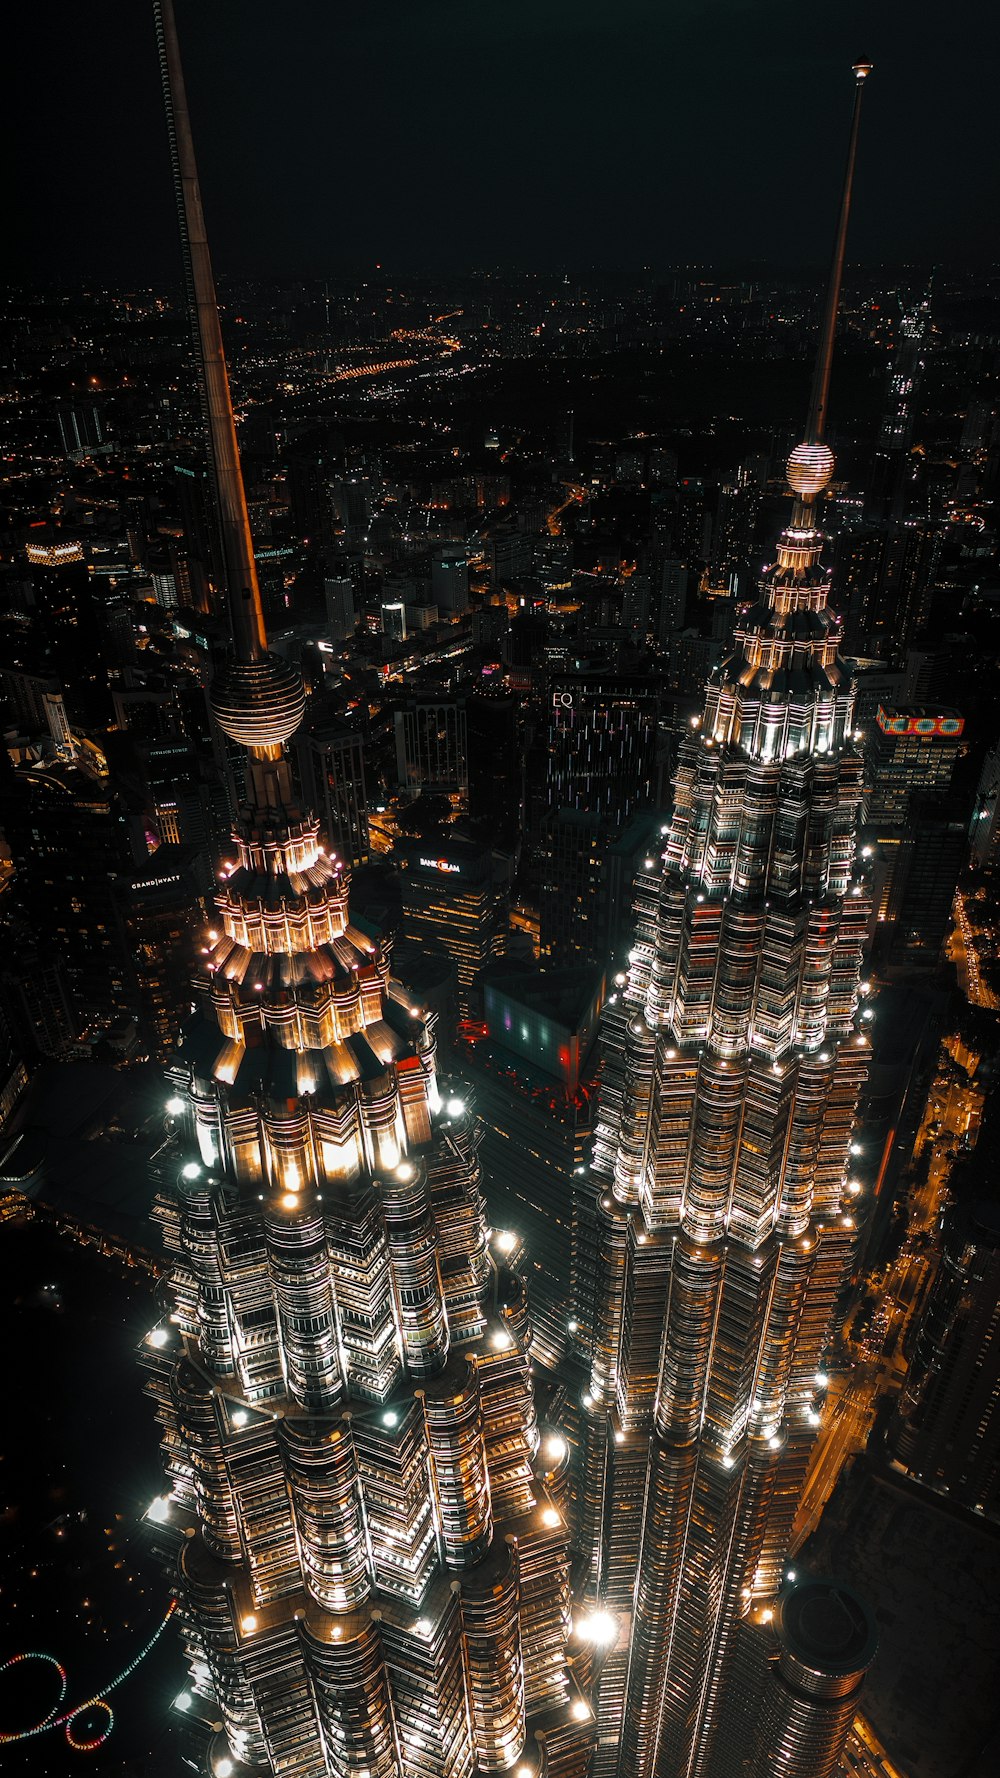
3,4,1000,1777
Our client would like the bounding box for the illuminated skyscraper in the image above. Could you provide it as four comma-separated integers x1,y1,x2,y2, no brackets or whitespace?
143,8,594,1775
577,67,876,1778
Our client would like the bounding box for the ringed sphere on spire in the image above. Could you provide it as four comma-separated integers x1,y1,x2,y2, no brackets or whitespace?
786,441,836,498
210,654,307,750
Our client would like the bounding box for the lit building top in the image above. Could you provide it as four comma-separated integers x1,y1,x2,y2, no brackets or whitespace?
144,8,593,1776
578,64,877,1778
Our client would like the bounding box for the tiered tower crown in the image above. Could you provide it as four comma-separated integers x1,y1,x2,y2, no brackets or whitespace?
578,65,875,1778
145,9,596,1776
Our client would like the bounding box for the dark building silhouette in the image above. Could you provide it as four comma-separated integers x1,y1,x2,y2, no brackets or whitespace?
456,966,604,1369
892,1198,1000,1521
296,712,371,867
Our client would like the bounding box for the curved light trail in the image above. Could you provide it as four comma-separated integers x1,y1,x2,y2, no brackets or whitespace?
0,1601,176,1754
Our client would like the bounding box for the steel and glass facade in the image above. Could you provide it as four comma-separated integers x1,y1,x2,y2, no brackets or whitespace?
577,455,874,1777
143,783,596,1777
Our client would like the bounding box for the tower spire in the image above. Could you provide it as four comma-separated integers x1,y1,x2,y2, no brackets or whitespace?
786,63,872,510
154,0,305,779
805,63,872,446
154,0,267,664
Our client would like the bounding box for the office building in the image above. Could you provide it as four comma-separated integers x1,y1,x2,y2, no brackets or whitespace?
323,573,357,641
115,844,203,1062
395,699,469,805
655,557,689,643
865,704,963,826
969,738,1000,867
877,795,966,969
296,713,371,869
397,839,506,1018
576,68,876,1777
866,290,932,523
144,11,594,1777
862,706,965,965
740,1579,878,1778
55,397,105,457
467,697,521,843
540,673,660,969
456,967,605,1369
432,545,471,615
891,1197,1000,1520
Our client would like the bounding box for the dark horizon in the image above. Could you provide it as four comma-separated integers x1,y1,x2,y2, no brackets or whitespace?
8,0,1000,284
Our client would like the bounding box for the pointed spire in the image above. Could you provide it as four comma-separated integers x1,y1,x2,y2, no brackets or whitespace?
154,0,305,769
805,64,872,448
154,0,267,665
785,63,872,509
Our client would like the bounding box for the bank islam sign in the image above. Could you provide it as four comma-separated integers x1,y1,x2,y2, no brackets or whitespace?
419,856,460,874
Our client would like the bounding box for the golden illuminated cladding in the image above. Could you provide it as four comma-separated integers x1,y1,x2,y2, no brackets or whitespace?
216,888,350,955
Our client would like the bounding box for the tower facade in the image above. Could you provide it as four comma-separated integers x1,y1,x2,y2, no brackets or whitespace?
143,9,594,1776
578,69,874,1778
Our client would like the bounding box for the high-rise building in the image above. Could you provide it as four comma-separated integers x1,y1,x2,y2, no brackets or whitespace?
866,290,932,523
323,573,357,641
114,843,203,1062
540,673,660,969
394,699,469,805
864,704,963,826
0,754,139,1037
861,705,966,966
739,1579,878,1778
576,67,876,1778
397,839,507,1018
296,713,371,867
655,558,689,644
969,737,1000,867
432,545,471,615
54,397,106,457
456,966,605,1370
467,697,522,843
144,10,594,1778
891,1197,1000,1521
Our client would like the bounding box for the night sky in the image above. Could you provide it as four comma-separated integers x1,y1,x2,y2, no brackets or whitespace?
8,0,1000,282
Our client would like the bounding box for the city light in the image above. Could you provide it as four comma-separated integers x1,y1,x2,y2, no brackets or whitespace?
59,21,919,1778
575,1610,617,1645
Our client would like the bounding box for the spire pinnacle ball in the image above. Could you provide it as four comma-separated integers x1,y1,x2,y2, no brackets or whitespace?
786,442,836,498
209,654,307,750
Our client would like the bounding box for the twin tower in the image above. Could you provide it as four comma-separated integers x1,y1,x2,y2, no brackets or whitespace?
144,10,878,1777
